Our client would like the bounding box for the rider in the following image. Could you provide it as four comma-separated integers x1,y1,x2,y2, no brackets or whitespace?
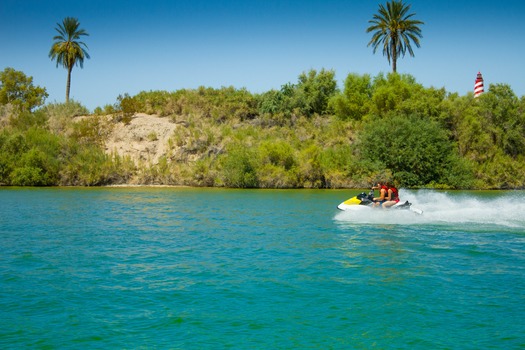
372,181,388,207
382,182,400,208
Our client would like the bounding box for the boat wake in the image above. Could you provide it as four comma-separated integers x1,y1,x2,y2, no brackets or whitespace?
334,190,525,230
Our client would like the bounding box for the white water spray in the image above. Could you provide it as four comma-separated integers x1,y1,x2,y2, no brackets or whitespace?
334,190,525,229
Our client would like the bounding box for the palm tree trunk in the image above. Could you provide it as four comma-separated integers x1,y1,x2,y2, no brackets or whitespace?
392,42,397,73
66,66,72,103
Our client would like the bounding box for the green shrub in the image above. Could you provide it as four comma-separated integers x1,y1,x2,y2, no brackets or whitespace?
296,144,325,188
220,145,258,188
10,148,57,186
7,109,48,130
329,73,373,120
258,140,296,170
71,115,113,146
358,113,474,188
116,93,138,124
0,128,62,185
94,104,118,115
10,166,46,186
60,148,133,186
45,100,90,134
257,69,338,118
191,158,218,187
133,90,172,115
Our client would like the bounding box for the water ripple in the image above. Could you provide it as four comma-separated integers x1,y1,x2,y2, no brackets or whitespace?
1,188,524,349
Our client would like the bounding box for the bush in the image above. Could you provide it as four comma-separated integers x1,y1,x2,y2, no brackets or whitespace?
220,145,259,188
71,115,113,146
258,140,296,170
329,73,373,120
0,128,62,185
256,140,298,188
7,109,48,130
60,147,134,186
94,104,118,115
293,69,338,117
10,148,57,186
45,100,90,134
257,69,338,118
358,113,474,188
116,93,138,124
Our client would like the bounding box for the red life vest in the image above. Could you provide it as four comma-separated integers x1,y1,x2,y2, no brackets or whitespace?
389,186,399,200
379,185,388,200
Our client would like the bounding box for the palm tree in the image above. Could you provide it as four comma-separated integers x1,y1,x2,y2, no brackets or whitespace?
366,0,424,72
49,17,90,102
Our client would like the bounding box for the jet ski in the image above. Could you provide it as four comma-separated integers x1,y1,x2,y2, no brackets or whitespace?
337,190,423,215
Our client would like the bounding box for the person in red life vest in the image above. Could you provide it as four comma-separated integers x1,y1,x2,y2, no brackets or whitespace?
382,182,400,208
372,181,388,207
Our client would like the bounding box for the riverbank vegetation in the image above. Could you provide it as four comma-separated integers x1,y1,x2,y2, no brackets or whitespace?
1,67,524,189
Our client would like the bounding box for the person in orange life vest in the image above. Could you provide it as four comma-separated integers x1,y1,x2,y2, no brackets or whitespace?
371,181,388,207
382,182,400,208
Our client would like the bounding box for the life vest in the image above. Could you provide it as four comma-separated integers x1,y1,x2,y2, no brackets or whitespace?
377,185,388,201
389,186,399,200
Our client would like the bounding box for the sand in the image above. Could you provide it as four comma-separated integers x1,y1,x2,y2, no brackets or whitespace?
104,113,177,165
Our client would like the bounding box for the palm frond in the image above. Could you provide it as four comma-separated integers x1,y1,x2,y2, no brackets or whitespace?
365,0,424,71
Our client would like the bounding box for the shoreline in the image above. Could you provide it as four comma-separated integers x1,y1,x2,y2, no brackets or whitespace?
2,184,523,191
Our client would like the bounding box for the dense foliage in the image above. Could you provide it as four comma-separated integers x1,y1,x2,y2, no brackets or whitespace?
0,68,48,112
359,114,472,188
1,67,524,189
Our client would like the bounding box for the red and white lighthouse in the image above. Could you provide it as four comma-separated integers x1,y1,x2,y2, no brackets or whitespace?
474,72,484,98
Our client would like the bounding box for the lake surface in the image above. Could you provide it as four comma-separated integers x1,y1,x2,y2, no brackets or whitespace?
1,187,524,349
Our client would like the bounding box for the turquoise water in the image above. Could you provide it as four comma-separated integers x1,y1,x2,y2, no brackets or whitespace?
1,187,524,349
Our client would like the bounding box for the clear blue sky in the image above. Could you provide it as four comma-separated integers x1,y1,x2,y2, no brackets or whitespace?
2,0,524,111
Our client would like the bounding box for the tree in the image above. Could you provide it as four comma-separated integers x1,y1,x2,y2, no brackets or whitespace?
330,73,373,120
358,114,473,188
257,69,337,118
0,67,48,111
294,69,338,117
477,84,525,158
366,0,424,72
49,17,90,102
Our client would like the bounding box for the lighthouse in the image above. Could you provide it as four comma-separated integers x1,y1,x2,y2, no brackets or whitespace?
474,72,484,98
